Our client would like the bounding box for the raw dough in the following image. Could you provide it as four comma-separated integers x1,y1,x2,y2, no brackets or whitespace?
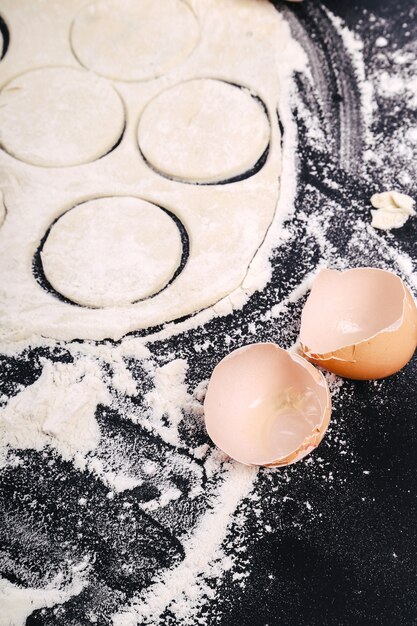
0,0,296,340
138,79,270,183
0,67,125,167
71,0,199,82
370,190,415,230
41,197,183,308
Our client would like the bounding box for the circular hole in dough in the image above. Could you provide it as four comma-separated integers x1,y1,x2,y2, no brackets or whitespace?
0,67,125,167
0,16,9,60
70,0,199,82
40,197,184,308
137,79,271,184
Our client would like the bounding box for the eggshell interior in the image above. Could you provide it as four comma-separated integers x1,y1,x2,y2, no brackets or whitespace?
204,343,331,466
300,268,417,379
301,268,405,353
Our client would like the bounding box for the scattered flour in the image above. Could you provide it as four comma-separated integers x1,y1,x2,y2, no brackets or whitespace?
111,462,257,626
0,557,90,626
0,358,109,468
144,359,190,446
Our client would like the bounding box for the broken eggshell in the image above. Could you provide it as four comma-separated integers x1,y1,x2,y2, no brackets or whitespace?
203,343,331,467
300,267,417,380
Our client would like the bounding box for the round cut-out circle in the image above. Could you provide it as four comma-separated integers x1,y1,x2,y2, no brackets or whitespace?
0,67,125,167
40,197,183,308
71,0,199,82
138,79,270,183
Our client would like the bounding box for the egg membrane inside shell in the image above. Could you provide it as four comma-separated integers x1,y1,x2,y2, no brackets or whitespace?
300,268,417,379
204,343,331,467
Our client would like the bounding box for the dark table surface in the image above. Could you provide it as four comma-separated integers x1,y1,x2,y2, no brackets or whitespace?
1,1,416,625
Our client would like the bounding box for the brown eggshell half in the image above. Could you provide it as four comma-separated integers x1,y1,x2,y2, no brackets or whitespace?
203,343,331,467
300,268,417,380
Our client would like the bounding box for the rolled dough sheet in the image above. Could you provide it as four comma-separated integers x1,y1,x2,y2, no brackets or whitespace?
0,0,296,341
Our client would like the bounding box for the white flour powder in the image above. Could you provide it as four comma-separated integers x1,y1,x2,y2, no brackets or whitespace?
0,359,109,469
0,558,91,626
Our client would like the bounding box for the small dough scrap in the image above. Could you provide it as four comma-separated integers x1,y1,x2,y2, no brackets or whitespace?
71,0,199,82
138,79,270,183
41,197,183,308
370,190,415,230
0,67,125,167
